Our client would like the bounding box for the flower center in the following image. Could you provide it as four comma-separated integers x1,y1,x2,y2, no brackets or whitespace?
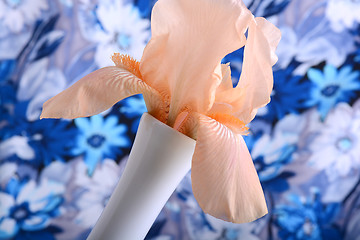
5,0,21,8
336,137,352,152
321,84,339,97
87,134,106,148
302,219,313,236
11,203,30,221
115,33,131,50
32,133,43,141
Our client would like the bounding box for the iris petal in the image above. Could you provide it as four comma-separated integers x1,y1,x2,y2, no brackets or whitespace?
191,115,267,223
140,0,252,125
235,17,281,123
211,17,281,124
40,66,166,121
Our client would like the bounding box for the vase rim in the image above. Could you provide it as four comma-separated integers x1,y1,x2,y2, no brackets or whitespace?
142,112,196,143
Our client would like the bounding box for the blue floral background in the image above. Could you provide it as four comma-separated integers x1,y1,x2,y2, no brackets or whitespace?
1,0,360,239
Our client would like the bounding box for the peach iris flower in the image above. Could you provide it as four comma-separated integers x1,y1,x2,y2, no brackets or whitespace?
41,0,280,223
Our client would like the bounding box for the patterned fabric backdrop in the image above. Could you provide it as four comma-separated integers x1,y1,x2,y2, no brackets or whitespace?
1,0,360,239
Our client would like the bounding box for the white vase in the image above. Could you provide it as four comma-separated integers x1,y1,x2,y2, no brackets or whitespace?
87,113,196,240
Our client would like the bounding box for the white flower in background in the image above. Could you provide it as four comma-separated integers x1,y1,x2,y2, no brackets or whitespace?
251,114,306,181
275,1,354,75
0,163,17,186
205,216,260,240
0,0,48,33
0,136,35,161
0,178,64,239
40,161,72,184
93,1,150,67
185,210,260,240
326,0,360,32
252,114,305,163
59,0,90,8
309,102,360,181
17,58,67,121
74,158,124,227
275,25,354,75
0,30,31,58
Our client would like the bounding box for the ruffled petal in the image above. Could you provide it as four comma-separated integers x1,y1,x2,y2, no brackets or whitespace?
207,113,248,135
211,17,281,124
140,0,252,125
40,66,166,121
191,115,267,223
216,63,234,95
234,17,281,123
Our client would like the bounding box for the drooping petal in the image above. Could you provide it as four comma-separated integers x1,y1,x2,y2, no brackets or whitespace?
191,115,267,223
140,0,252,125
40,66,166,121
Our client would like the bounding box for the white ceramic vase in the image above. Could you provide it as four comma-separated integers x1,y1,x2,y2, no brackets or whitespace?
87,113,196,240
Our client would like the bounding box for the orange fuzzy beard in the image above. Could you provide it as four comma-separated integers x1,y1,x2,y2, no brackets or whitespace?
207,113,249,135
112,53,142,79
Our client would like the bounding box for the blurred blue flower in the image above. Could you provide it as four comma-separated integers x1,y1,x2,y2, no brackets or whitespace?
253,138,296,184
308,102,360,182
306,64,360,119
260,68,311,122
354,47,360,63
275,3,355,75
0,0,48,33
78,1,150,67
274,191,341,240
0,103,77,167
73,115,130,175
73,159,122,228
120,95,147,133
185,211,216,239
0,83,16,122
251,114,305,192
0,59,16,83
246,0,290,18
0,176,64,239
243,119,272,152
325,0,360,32
254,152,295,193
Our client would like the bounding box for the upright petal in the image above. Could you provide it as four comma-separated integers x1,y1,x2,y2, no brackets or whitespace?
235,17,281,123
211,17,281,124
216,63,234,95
191,115,267,223
140,0,252,125
40,66,166,121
